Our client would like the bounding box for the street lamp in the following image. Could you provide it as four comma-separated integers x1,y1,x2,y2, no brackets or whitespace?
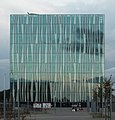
109,75,112,120
54,81,56,113
4,74,6,120
50,80,56,113
10,71,16,119
18,76,20,120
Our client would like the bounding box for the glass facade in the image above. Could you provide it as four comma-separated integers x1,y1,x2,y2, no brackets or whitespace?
10,14,105,103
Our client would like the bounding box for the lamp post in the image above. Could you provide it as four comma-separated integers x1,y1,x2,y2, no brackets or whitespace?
96,84,98,113
54,81,56,113
10,71,16,119
4,74,6,120
27,81,29,110
50,80,57,113
109,75,112,120
18,77,20,120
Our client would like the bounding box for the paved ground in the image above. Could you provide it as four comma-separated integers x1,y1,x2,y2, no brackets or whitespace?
1,108,115,120
24,108,115,120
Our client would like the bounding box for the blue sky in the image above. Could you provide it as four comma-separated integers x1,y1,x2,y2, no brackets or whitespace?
0,0,115,90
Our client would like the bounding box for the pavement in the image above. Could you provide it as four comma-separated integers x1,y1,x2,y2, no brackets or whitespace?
1,108,115,120
24,108,115,120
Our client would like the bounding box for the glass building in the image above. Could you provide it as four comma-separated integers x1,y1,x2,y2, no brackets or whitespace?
10,14,105,104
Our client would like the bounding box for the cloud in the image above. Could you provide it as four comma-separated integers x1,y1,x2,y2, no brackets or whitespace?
105,67,115,75
105,67,115,82
0,59,9,90
0,59,9,67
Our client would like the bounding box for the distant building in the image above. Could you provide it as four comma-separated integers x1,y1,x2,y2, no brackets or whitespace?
10,14,105,105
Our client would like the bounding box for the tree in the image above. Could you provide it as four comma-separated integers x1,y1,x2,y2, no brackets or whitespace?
92,75,115,120
93,76,112,112
103,78,111,100
97,83,103,109
93,87,98,102
93,86,99,112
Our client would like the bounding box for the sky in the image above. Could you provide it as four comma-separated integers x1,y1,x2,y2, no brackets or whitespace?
0,0,115,90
